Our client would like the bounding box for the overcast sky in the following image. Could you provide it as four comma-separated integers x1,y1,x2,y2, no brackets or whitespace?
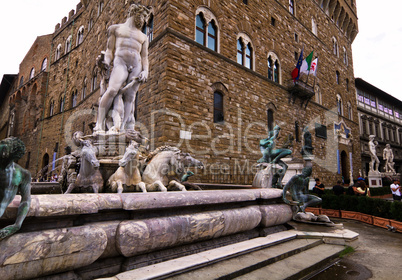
0,0,401,101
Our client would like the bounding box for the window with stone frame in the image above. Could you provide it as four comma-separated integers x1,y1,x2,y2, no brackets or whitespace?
312,17,318,35
71,90,78,108
336,71,340,84
77,26,85,46
91,68,98,92
41,58,48,72
361,118,366,135
267,52,280,83
195,9,219,52
267,109,274,132
65,35,72,54
98,1,104,16
89,11,94,31
315,85,322,105
55,44,62,60
346,78,349,91
82,77,87,100
49,100,55,117
59,96,65,113
213,91,224,123
332,37,338,57
343,46,348,65
29,68,35,80
142,14,154,42
336,94,343,115
347,102,352,120
289,0,295,15
196,13,206,45
237,34,253,70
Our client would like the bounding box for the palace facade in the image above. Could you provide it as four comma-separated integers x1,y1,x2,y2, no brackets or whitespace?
355,78,402,176
0,0,360,184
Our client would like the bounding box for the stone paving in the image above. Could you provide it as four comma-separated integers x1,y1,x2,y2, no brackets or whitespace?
305,218,402,280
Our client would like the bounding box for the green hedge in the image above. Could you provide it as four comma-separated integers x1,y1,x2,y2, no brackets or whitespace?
321,194,401,221
369,186,391,197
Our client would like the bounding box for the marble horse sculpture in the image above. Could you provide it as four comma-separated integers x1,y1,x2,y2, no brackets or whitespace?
142,146,204,192
64,140,104,193
106,141,146,193
0,137,31,240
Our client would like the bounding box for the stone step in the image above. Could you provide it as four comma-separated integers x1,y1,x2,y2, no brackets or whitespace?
96,230,346,280
232,243,345,280
165,239,324,280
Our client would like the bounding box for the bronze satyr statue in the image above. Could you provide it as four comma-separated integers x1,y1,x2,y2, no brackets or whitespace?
0,137,31,240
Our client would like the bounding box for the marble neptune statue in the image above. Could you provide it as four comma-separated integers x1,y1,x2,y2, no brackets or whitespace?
94,4,151,134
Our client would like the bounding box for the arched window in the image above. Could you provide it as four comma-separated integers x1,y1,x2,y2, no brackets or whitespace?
72,91,78,108
237,38,244,65
343,46,348,65
207,20,217,51
55,44,62,60
267,109,274,132
315,85,322,105
267,53,280,83
213,91,224,123
82,77,87,100
29,68,35,80
19,76,24,88
332,37,338,57
196,13,206,45
98,1,104,16
245,43,252,69
89,11,94,31
237,34,253,70
195,8,219,52
91,68,98,91
347,102,352,120
59,96,65,113
77,26,85,46
274,61,279,83
336,71,340,84
142,14,154,42
65,36,72,54
312,18,318,35
336,94,343,116
41,58,48,72
289,0,295,15
49,100,55,117
268,57,273,80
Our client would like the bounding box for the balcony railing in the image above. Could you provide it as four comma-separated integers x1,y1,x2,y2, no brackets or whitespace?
286,79,315,108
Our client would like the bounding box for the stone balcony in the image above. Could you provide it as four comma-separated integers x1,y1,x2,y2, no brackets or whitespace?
286,80,315,108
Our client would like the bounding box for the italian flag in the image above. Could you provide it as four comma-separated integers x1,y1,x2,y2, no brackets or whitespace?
300,51,313,75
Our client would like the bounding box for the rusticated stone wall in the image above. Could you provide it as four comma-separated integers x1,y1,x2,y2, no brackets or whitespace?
0,189,292,280
2,0,361,185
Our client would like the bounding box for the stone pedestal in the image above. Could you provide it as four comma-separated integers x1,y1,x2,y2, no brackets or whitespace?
93,132,129,157
368,171,382,188
282,158,304,186
303,155,316,190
